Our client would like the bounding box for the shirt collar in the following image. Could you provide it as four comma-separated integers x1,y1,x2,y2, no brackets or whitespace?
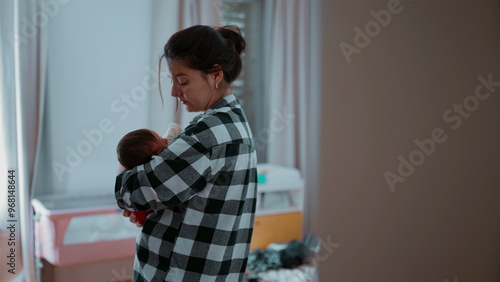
188,94,238,126
205,93,237,113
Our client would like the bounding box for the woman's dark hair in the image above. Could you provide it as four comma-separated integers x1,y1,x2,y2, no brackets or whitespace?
116,129,159,169
158,25,246,97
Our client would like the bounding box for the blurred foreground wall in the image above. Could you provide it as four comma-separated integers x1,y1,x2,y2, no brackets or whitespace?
314,0,500,281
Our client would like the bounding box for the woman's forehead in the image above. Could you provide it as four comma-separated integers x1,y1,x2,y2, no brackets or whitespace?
168,59,190,75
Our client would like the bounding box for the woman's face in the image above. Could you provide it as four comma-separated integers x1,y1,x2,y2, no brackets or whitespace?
168,59,218,112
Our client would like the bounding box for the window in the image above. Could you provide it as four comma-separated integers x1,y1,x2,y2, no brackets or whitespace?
222,0,267,162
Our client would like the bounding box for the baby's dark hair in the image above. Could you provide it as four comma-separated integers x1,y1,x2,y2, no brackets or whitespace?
116,129,159,169
162,25,246,85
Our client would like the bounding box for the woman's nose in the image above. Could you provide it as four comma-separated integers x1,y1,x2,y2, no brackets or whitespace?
171,85,179,97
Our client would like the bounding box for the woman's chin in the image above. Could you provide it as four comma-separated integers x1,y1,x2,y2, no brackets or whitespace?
185,105,198,112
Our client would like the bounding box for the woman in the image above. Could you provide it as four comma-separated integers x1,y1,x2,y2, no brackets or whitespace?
115,25,257,282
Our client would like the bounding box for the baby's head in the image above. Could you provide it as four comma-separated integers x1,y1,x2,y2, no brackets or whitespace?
116,129,168,169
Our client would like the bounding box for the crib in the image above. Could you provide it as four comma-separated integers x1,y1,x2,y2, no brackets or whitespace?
32,164,304,281
32,194,139,282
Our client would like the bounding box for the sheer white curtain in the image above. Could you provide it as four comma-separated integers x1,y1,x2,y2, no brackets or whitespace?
0,2,19,280
263,0,315,230
149,0,223,131
0,0,48,281
179,0,222,28
175,0,222,128
264,0,311,169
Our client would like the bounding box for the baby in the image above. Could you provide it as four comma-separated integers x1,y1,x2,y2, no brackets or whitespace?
116,123,182,226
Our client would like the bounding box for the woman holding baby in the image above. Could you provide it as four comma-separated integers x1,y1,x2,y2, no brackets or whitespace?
115,25,257,282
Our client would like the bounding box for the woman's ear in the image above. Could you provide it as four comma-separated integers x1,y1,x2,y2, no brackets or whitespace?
211,64,224,88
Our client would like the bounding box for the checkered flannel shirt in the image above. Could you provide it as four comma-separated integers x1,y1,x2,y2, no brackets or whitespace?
115,94,257,282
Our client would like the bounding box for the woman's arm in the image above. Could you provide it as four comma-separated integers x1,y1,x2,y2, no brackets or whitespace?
115,131,213,212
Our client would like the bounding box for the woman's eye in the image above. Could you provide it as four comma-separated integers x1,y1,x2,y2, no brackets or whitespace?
177,78,187,86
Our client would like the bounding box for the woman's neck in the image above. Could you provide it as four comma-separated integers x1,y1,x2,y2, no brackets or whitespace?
204,88,232,111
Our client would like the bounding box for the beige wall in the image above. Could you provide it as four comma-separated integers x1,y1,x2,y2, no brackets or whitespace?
315,0,500,281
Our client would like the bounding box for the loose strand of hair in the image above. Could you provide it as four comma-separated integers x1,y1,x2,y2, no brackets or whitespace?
158,54,165,109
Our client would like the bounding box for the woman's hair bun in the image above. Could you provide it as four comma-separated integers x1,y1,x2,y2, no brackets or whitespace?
217,25,246,55
164,25,246,84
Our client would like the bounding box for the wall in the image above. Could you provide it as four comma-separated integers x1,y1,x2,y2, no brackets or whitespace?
147,0,180,135
315,0,500,281
36,0,154,196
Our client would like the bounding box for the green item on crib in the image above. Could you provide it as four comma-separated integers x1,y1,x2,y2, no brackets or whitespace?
257,173,267,184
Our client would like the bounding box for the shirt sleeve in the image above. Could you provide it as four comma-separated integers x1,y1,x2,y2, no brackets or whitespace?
115,131,212,212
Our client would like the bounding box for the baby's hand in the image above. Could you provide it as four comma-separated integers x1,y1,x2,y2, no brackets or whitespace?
132,211,153,227
122,210,153,227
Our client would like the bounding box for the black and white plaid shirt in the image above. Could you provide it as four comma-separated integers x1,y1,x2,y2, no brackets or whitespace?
115,94,257,282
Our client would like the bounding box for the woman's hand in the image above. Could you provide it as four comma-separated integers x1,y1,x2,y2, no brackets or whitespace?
122,210,144,228
117,164,126,173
